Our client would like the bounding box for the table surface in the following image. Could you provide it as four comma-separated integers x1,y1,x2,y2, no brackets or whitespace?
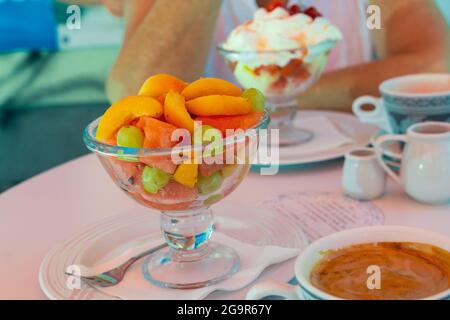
1,154,449,300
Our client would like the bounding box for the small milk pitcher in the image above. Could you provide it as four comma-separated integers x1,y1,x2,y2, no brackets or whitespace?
374,122,450,205
342,148,386,201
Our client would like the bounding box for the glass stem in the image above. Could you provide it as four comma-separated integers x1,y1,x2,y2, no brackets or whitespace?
268,101,298,131
160,208,214,262
267,100,314,146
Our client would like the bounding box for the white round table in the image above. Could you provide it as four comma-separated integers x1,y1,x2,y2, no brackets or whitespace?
1,154,449,299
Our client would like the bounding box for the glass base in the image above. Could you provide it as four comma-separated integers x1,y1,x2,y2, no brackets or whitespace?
142,242,240,289
268,101,314,147
278,126,314,147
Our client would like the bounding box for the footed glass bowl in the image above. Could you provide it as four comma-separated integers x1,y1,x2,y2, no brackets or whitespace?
83,111,269,289
218,40,337,146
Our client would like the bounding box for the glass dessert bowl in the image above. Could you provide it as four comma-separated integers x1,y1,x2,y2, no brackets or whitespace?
84,109,269,289
218,3,342,146
219,40,337,147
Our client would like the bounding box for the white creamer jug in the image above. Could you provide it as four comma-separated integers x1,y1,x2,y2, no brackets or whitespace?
374,122,450,205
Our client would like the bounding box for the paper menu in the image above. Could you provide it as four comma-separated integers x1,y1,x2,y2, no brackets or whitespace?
262,192,384,242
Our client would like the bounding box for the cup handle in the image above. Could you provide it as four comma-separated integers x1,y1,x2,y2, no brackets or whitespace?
352,96,392,133
246,281,300,300
373,134,407,185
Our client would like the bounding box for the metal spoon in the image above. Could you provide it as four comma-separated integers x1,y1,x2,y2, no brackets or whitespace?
66,243,168,288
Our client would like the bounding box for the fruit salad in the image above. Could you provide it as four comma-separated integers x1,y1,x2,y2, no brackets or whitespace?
219,2,342,99
89,74,267,211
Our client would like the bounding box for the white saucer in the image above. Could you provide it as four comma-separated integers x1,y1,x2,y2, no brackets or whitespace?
258,111,377,168
39,204,308,300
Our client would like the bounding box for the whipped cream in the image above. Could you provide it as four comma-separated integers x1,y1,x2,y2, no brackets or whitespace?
222,7,342,67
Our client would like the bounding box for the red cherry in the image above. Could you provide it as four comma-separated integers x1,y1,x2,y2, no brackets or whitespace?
288,4,301,15
304,6,322,19
265,0,285,12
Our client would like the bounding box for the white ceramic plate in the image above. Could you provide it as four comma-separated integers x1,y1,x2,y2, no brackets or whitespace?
39,204,308,300
260,111,377,168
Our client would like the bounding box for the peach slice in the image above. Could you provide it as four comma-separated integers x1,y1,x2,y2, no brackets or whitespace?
96,96,163,142
164,91,195,133
138,74,186,98
182,78,242,100
195,112,263,136
186,95,252,116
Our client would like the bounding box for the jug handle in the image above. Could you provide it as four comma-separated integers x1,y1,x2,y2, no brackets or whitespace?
373,134,407,184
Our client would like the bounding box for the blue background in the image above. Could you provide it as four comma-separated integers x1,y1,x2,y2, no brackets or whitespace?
0,0,57,51
436,0,450,24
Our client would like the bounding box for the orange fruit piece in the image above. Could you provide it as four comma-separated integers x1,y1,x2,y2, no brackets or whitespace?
173,163,199,188
182,78,242,100
164,91,195,133
96,96,163,142
195,112,263,136
136,117,180,174
139,74,186,98
186,95,252,116
135,117,179,149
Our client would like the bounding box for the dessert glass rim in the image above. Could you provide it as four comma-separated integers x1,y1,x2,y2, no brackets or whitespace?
83,110,270,157
217,39,338,55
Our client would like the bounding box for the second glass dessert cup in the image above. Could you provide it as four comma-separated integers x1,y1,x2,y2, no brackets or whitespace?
83,112,269,289
219,41,337,146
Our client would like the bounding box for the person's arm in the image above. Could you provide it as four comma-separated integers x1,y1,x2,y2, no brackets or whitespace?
105,0,223,102
298,0,450,112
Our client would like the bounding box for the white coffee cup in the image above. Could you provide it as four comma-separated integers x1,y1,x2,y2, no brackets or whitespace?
352,73,450,134
246,226,450,300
